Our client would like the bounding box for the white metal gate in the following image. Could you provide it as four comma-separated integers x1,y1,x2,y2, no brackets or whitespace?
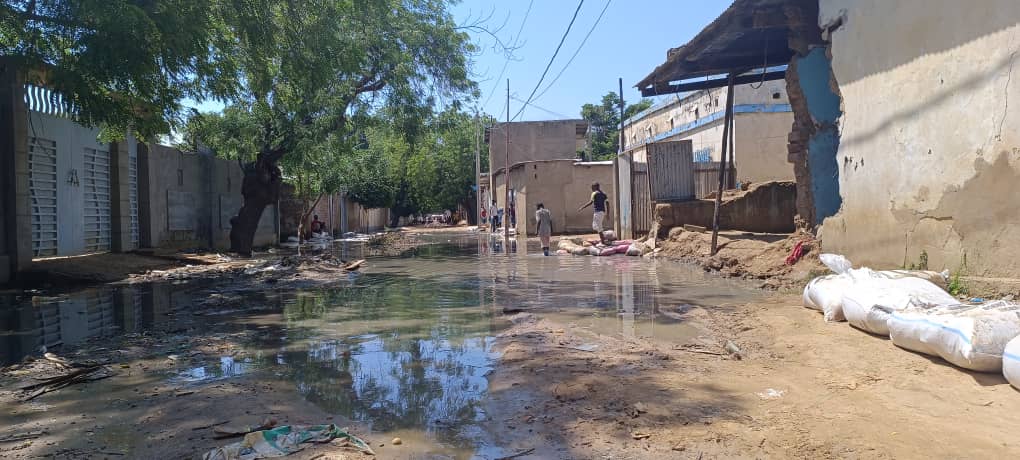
28,137,59,257
128,148,139,247
83,147,112,253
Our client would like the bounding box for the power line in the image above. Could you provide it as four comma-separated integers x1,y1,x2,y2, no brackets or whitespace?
511,0,585,121
510,95,572,119
481,0,535,111
533,0,611,102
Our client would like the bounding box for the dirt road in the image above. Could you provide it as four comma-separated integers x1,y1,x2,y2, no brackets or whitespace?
484,296,1020,459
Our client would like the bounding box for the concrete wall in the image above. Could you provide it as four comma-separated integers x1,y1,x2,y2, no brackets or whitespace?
278,189,388,238
654,181,797,234
494,160,615,235
0,61,29,282
734,112,796,183
140,144,276,250
488,120,587,173
816,0,1020,277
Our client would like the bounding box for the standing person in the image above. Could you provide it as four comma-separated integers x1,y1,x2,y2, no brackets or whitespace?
535,203,553,256
578,182,609,243
489,200,498,232
508,196,516,229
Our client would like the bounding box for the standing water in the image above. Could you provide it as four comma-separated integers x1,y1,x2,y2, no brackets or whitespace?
0,231,765,458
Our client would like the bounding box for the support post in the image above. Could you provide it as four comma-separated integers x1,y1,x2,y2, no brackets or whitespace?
474,112,481,227
504,80,511,240
710,73,736,255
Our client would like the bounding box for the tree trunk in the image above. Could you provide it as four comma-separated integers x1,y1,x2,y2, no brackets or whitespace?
230,149,285,256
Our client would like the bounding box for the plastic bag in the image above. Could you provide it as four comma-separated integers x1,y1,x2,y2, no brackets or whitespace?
888,301,1020,372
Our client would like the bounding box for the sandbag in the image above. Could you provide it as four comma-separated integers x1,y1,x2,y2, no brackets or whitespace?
626,244,642,256
888,301,1020,372
803,275,854,322
803,254,952,323
1003,336,1020,389
841,275,957,336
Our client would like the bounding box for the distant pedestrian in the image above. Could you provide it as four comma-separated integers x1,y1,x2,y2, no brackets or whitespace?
535,203,552,256
578,182,609,243
489,200,498,232
508,197,516,228
310,214,324,234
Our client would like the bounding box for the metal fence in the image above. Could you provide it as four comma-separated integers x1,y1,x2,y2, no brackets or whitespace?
693,162,737,198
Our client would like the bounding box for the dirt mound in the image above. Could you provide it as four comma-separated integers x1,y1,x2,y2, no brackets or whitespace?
657,228,825,290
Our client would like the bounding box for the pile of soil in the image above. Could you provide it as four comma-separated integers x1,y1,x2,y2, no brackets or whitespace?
656,228,826,290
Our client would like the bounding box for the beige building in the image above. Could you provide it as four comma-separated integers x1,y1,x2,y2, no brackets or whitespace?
487,119,588,175
622,83,794,184
492,160,615,236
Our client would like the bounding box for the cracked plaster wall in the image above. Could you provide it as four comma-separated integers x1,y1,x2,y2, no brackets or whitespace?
817,0,1020,277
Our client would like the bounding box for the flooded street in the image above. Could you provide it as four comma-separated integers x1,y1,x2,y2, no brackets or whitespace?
0,231,765,458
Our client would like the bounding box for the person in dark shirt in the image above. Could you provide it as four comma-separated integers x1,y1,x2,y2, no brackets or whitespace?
578,182,609,243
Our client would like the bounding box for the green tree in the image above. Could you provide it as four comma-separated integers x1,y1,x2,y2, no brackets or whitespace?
580,92,652,160
186,0,475,254
0,0,239,139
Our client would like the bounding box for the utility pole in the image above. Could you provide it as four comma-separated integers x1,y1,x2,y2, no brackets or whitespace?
474,111,481,227
710,74,736,255
504,79,511,240
620,77,632,239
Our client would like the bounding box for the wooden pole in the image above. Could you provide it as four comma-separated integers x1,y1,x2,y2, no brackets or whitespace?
504,79,511,240
710,74,736,255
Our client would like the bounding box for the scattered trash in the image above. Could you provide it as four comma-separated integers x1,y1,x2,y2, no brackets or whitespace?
564,344,599,352
501,307,532,315
724,341,743,360
757,388,785,400
214,418,278,439
631,431,652,440
202,424,373,460
15,355,113,401
0,430,46,443
342,259,366,271
391,437,402,445
784,240,807,265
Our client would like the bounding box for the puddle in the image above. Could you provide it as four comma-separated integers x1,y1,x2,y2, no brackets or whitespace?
0,231,766,457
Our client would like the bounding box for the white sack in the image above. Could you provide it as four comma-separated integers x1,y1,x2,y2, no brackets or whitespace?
1003,335,1020,389
841,276,957,336
888,301,1020,372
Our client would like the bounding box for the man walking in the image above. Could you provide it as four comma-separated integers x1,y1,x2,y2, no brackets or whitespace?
535,203,553,256
489,200,498,233
578,182,609,242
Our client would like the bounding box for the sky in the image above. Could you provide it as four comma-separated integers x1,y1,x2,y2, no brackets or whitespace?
454,0,728,121
184,1,729,121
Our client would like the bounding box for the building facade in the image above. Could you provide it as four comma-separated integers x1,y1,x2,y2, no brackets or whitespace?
623,83,795,185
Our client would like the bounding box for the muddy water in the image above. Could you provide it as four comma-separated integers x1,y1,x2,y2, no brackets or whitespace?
0,232,765,457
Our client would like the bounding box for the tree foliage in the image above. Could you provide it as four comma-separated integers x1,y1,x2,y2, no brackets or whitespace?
580,92,653,160
0,0,239,139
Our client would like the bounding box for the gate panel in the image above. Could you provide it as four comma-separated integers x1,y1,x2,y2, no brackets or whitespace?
633,170,652,235
28,137,59,257
647,141,695,202
83,147,112,253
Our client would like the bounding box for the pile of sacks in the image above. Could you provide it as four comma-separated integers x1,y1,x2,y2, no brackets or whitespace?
803,254,1020,388
556,235,652,257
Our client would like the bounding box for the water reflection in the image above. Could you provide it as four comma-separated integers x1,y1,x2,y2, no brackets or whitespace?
0,282,205,365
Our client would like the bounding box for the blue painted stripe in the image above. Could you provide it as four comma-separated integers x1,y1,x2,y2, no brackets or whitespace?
624,104,793,151
889,313,973,346
1004,351,1020,362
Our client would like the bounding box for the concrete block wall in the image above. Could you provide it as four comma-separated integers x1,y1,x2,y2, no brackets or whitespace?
654,181,797,234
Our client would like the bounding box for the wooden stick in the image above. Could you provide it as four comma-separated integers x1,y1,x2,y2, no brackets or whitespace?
496,447,535,460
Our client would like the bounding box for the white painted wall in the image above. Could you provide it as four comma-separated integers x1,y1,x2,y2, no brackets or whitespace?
818,0,1020,277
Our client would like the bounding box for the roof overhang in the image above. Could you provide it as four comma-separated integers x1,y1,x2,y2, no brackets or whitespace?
636,0,819,96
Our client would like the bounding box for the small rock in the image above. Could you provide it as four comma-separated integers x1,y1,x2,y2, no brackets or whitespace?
391,437,402,445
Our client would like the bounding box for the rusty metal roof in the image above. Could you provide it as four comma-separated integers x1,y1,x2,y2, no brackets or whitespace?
636,0,818,96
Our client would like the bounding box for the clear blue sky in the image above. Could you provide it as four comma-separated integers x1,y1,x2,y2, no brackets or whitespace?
455,0,728,121
184,1,728,120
